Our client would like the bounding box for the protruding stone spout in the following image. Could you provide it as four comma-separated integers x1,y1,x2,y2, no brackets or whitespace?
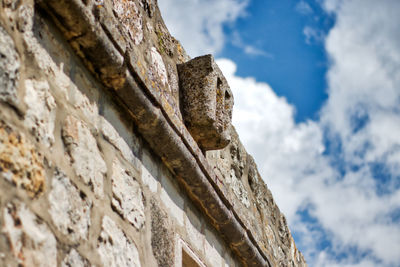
178,54,234,151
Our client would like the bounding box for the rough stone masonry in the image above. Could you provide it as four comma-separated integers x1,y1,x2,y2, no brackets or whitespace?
0,0,307,266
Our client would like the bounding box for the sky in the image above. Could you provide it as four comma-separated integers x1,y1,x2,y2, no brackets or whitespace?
158,0,400,266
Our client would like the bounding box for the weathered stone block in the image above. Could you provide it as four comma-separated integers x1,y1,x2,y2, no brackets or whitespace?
111,159,145,230
0,122,45,197
62,115,107,198
2,202,57,267
24,79,57,147
150,200,175,267
178,54,234,151
48,170,92,242
0,25,20,107
97,216,141,267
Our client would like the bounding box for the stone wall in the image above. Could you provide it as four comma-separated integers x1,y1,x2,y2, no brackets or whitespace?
0,0,307,266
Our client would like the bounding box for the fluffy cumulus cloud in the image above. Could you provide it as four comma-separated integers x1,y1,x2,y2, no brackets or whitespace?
158,0,248,57
160,0,400,266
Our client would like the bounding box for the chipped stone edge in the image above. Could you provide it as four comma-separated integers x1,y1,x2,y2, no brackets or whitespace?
38,1,271,266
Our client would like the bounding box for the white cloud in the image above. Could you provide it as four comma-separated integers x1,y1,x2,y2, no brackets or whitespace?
218,54,400,266
158,0,248,56
219,0,400,265
161,0,400,266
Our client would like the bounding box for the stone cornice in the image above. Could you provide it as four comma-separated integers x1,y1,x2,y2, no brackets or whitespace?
37,0,272,265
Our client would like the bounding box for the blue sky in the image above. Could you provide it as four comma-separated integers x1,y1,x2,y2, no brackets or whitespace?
220,0,334,122
159,0,400,266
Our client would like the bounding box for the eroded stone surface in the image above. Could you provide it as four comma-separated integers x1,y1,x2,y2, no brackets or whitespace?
97,216,141,267
24,79,57,147
178,54,234,150
2,202,57,267
0,122,45,197
0,25,20,107
61,249,91,267
62,115,107,198
112,0,143,45
48,170,92,242
111,159,145,229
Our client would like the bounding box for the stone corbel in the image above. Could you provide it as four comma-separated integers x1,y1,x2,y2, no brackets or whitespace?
178,55,234,151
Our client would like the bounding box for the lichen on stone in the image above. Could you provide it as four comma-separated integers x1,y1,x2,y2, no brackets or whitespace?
112,0,143,45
